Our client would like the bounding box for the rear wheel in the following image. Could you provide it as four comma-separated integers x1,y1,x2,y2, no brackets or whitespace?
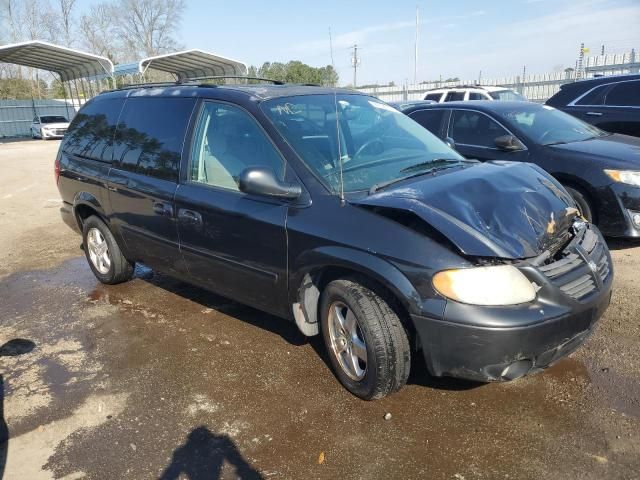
320,279,410,400
565,186,595,223
82,215,134,284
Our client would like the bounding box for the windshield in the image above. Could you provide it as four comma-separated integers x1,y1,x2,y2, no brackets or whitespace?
498,104,607,145
261,94,465,193
489,90,527,101
40,116,68,124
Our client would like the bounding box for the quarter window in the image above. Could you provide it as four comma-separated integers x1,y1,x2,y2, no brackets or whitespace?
425,93,443,102
450,110,509,148
63,97,125,162
113,97,195,181
605,81,640,107
575,85,607,106
190,102,284,191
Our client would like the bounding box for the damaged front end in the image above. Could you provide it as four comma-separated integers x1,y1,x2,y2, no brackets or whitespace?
351,161,613,382
413,220,613,382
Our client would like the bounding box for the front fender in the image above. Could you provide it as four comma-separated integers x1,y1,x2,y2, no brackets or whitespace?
290,245,424,316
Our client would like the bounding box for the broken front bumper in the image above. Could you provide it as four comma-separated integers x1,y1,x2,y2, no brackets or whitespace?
412,224,613,382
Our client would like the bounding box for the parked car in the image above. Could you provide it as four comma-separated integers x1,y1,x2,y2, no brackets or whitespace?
546,74,640,138
423,85,527,103
31,115,70,139
401,100,640,238
56,84,612,399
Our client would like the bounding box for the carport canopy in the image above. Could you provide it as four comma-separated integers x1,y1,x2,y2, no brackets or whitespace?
0,40,114,81
139,49,248,81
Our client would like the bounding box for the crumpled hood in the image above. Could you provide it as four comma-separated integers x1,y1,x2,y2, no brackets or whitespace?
351,161,579,259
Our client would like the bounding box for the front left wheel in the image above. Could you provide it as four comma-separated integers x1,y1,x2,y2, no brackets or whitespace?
82,215,134,284
320,278,411,400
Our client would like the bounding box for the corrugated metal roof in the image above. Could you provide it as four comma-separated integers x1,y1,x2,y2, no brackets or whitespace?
139,49,247,80
0,41,113,81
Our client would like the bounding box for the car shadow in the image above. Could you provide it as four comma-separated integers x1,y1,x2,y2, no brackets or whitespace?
605,237,640,251
158,426,263,480
141,270,308,347
140,270,483,394
0,339,36,480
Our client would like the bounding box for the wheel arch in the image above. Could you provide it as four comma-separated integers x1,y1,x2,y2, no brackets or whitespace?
290,246,421,338
551,172,599,222
73,192,108,230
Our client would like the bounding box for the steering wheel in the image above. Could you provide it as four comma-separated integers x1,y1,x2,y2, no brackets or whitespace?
353,139,385,160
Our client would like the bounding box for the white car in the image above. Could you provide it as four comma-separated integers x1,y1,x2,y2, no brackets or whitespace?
31,115,70,140
424,85,527,103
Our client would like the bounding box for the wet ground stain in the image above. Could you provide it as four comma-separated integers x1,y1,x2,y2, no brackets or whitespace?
1,257,639,479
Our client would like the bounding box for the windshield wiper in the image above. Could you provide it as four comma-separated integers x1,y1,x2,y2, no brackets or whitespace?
369,164,465,195
399,158,473,173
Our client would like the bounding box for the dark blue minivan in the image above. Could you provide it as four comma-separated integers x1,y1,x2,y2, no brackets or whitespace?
56,82,612,399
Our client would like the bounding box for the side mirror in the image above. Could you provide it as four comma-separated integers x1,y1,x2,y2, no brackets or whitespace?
238,166,302,200
495,134,525,151
444,137,456,150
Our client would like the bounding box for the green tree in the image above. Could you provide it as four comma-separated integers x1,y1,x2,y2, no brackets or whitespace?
253,61,339,86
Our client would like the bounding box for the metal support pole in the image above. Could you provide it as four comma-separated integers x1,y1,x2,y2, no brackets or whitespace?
84,77,95,99
78,78,89,103
72,79,82,112
58,75,72,121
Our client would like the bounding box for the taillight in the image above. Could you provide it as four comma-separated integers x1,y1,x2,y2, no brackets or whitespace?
54,153,61,184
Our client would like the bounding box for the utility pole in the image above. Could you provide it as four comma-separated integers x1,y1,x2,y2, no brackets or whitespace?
577,42,585,80
414,6,419,85
351,44,361,87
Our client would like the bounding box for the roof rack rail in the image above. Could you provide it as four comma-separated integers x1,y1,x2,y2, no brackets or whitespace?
112,76,285,92
115,81,181,91
187,75,285,85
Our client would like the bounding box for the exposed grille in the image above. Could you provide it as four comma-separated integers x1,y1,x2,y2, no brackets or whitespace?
539,225,610,301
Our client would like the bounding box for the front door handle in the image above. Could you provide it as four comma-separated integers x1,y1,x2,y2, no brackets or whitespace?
178,208,203,226
586,111,603,117
153,202,173,216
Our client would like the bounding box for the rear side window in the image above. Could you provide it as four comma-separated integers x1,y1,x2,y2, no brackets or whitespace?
444,91,465,102
468,92,486,100
409,109,446,136
575,85,607,106
605,81,640,107
425,93,443,102
113,97,195,182
63,98,124,162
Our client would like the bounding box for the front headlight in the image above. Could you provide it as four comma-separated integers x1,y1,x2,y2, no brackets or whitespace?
604,169,640,187
433,265,536,306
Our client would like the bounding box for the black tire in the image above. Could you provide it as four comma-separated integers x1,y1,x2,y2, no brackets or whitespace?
82,215,134,284
565,186,595,223
320,278,411,400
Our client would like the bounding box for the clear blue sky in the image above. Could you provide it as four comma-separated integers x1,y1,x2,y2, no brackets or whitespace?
91,0,640,85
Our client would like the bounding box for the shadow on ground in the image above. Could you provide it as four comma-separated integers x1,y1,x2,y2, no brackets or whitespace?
137,266,483,393
0,339,36,480
606,237,640,251
159,426,263,480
